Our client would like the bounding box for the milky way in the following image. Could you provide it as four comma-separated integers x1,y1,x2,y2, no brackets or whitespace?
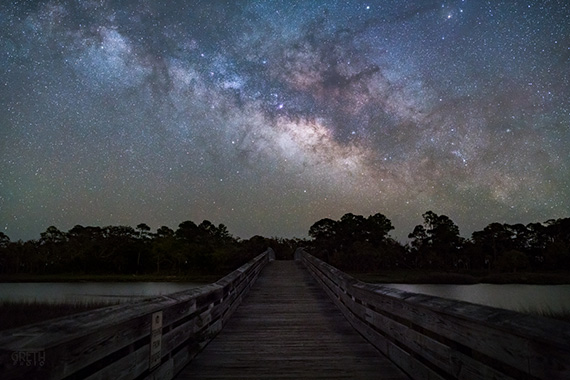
1,1,569,241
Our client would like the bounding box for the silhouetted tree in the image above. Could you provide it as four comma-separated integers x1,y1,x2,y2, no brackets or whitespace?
408,211,463,269
496,249,529,273
525,222,548,267
472,223,506,269
407,224,428,268
543,218,570,269
4,213,570,277
66,225,102,272
309,212,400,271
176,221,200,242
136,223,151,239
0,232,9,247
366,213,395,246
39,226,67,272
471,223,534,270
156,226,175,238
0,232,11,274
308,218,337,241
337,213,368,249
308,218,338,260
135,223,152,272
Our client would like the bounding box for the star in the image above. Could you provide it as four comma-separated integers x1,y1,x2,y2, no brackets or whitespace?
0,0,567,242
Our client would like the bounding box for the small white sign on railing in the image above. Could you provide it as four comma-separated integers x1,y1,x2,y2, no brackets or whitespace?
149,311,163,370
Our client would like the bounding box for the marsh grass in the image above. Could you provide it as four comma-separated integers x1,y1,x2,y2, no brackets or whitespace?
0,300,120,331
0,272,222,283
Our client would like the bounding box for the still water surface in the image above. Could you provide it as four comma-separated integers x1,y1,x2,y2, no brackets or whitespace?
384,283,570,313
1,282,570,313
0,282,206,304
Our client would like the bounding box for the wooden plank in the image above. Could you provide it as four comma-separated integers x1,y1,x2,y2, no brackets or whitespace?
304,259,447,380
0,250,271,380
176,261,410,379
301,251,570,380
84,342,150,380
349,283,570,379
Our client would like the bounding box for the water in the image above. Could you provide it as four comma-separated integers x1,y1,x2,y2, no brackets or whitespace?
2,282,569,314
0,282,206,304
384,283,570,313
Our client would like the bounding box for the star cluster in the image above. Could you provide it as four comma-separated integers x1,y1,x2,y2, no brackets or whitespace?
1,0,569,241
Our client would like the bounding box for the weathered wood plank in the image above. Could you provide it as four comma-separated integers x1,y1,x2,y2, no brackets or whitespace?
304,257,445,380
301,250,570,380
0,250,271,380
177,260,411,379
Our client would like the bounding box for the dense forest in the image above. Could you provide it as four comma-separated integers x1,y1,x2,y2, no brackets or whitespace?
0,221,300,277
0,211,569,276
309,211,570,272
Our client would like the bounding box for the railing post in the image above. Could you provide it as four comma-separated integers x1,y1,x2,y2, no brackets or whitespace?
149,311,163,371
293,247,303,261
298,249,570,380
267,248,276,261
0,250,272,380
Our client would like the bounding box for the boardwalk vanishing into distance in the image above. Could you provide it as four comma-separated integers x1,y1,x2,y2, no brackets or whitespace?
177,260,410,379
1,249,569,380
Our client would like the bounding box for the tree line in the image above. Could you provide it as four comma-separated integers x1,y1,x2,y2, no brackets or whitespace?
308,211,570,272
0,221,300,276
1,211,569,276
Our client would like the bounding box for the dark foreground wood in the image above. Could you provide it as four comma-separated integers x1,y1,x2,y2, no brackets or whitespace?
300,250,570,380
0,251,270,380
177,260,410,379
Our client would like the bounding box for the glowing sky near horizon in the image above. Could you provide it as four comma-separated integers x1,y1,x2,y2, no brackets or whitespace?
1,0,569,241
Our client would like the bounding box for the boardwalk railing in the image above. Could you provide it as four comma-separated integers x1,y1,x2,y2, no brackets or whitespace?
0,249,273,380
299,249,570,380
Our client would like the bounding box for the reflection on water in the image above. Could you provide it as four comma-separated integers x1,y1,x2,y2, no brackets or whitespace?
0,282,206,304
2,282,569,314
384,283,570,313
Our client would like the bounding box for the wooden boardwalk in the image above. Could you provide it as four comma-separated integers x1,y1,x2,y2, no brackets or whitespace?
177,260,410,379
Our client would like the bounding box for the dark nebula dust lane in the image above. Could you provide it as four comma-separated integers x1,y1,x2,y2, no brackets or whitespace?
1,1,569,240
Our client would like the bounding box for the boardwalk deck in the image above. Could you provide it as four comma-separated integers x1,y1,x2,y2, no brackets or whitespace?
176,260,410,379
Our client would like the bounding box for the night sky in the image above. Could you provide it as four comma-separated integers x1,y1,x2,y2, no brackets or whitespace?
1,1,569,242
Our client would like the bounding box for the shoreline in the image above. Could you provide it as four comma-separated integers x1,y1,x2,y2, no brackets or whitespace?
1,269,570,285
353,270,570,285
0,273,223,283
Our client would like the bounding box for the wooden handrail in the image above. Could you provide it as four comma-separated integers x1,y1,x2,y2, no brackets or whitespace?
0,249,273,380
299,249,570,380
